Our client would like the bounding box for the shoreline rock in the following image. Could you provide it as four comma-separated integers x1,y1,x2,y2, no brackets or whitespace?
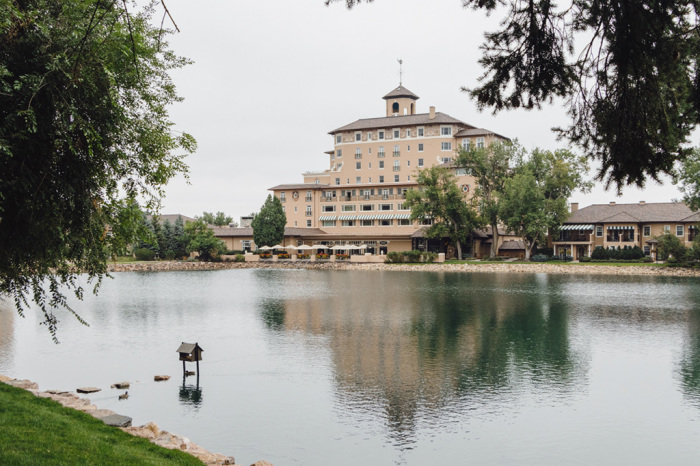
0,376,248,465
108,259,700,278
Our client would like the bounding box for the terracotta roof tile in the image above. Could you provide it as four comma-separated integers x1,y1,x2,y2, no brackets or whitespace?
566,202,697,224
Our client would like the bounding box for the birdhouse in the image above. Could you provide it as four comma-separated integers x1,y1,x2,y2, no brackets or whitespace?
177,342,203,362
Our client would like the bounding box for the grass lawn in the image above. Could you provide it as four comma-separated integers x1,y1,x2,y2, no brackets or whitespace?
0,383,203,465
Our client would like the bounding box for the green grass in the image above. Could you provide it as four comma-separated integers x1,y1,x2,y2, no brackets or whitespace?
0,383,203,465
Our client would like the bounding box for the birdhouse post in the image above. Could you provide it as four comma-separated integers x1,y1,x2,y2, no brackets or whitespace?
176,342,203,375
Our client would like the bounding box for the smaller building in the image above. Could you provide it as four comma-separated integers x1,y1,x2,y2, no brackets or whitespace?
551,201,699,260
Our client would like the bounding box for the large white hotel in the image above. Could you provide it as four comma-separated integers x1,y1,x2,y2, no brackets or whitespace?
217,85,521,257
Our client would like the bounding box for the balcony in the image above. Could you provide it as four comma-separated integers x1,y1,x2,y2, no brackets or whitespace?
305,196,312,202
354,154,362,159
305,212,312,217
377,152,385,158
393,166,400,171
392,151,400,157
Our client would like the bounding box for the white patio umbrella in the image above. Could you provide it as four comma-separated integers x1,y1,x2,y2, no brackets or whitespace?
295,245,314,250
284,245,299,249
345,245,360,250
271,244,285,249
358,245,368,249
310,244,326,249
331,245,347,251
258,246,272,250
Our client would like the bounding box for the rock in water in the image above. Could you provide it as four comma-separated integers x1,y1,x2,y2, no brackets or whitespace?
101,414,133,427
110,381,130,389
77,387,101,394
154,375,171,382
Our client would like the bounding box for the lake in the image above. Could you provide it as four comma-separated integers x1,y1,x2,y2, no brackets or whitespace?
2,269,700,465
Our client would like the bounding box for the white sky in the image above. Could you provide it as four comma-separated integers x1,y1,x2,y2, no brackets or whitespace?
157,0,685,220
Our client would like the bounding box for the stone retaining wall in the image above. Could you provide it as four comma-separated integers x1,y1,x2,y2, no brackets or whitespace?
107,260,700,277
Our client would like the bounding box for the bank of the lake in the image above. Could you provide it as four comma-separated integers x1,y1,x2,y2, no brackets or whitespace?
108,259,700,277
0,379,206,466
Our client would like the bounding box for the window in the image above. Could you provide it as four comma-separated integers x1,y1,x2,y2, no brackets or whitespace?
280,192,286,201
355,148,361,158
242,240,251,252
378,146,385,157
477,137,485,148
368,163,372,168
379,204,392,211
282,206,285,213
342,205,356,212
418,127,424,137
336,134,341,144
462,138,471,149
331,153,334,160
393,161,400,171
335,178,340,186
356,162,361,170
393,145,400,157
407,175,411,181
341,220,356,227
422,218,433,225
441,142,452,151
361,219,374,227
321,220,336,227
367,132,372,140
398,203,408,210
406,129,411,137
407,145,410,152
322,205,336,212
441,157,452,163
378,130,385,140
355,132,361,141
360,204,373,211
307,220,312,227
441,126,452,136
337,149,342,158
315,179,320,184
643,225,651,236
398,219,411,226
379,176,384,183
407,160,410,167
380,219,392,226
379,160,385,169
304,205,312,216
294,206,297,213
418,158,424,167
677,225,684,236
418,143,423,152
596,226,603,237
356,176,361,183
664,225,671,234
394,175,400,182
393,129,400,138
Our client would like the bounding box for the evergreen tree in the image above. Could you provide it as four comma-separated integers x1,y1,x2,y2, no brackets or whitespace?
172,215,188,259
162,219,175,259
252,195,286,247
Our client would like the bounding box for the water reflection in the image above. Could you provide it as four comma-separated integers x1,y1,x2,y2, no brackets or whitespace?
179,374,203,412
257,271,584,449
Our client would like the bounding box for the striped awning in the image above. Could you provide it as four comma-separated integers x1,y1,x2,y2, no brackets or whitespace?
319,215,336,221
560,224,594,230
607,225,635,230
395,213,412,220
338,215,355,220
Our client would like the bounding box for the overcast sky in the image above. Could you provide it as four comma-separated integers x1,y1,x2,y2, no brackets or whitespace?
156,0,685,221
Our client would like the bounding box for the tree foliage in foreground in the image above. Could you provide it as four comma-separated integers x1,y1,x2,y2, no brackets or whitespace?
0,1,195,341
251,195,286,247
499,149,591,259
329,0,699,191
404,166,482,259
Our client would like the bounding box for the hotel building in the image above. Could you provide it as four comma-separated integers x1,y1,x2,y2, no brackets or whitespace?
253,85,513,255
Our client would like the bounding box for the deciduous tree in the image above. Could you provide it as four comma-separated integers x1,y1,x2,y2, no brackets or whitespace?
184,220,227,261
251,195,286,247
0,0,194,340
404,166,482,259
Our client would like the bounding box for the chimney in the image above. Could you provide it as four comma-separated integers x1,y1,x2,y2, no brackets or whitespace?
429,106,436,119
639,200,645,205
609,201,616,206
570,202,579,213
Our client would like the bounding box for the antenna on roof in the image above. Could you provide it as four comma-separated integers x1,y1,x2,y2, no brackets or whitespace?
398,59,403,86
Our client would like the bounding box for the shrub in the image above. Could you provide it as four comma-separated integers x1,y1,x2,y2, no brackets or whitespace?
134,248,156,261
591,246,607,260
336,253,349,260
385,252,402,263
164,250,176,261
385,251,437,263
235,254,245,262
531,254,549,262
579,256,591,262
656,234,687,261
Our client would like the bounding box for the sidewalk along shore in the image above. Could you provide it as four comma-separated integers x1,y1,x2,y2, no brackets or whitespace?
0,375,273,466
108,260,700,277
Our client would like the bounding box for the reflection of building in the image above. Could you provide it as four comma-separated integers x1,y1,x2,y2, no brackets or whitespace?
550,202,700,260
214,85,522,257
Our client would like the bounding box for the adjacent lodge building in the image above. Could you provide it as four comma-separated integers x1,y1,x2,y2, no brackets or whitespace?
550,201,699,261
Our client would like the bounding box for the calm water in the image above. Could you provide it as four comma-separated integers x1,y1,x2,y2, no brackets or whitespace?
2,269,700,465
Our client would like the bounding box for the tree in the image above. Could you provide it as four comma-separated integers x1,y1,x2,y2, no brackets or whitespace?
199,211,235,226
677,148,700,212
184,220,227,261
172,215,188,259
0,1,194,340
656,234,687,261
251,195,286,247
162,219,175,258
499,149,591,259
330,0,698,191
404,166,483,259
457,141,520,257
